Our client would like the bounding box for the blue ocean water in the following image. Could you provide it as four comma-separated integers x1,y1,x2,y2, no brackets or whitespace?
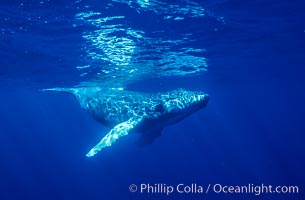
0,0,305,200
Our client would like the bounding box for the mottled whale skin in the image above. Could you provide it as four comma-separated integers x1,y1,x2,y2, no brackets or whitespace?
44,87,209,157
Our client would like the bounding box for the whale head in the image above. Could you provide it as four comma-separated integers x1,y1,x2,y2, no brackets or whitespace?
161,89,209,120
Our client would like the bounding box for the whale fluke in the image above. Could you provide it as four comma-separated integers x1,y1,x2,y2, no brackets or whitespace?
41,87,78,94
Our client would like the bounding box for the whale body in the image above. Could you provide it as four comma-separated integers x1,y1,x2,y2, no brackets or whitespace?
44,87,209,157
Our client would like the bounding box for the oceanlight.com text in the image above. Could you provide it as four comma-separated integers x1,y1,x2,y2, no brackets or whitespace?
212,183,299,195
129,183,299,196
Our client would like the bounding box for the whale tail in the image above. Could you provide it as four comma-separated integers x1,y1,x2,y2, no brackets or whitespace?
41,87,78,95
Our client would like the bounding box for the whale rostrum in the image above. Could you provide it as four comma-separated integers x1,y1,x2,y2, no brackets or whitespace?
43,87,209,157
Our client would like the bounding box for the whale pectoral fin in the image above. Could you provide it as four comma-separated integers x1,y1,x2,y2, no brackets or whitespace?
136,127,163,147
86,118,142,157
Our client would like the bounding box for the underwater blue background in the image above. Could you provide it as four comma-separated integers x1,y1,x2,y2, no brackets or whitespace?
0,0,305,199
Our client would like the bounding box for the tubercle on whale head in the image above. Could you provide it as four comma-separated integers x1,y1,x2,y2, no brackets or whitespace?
162,89,209,114
182,90,209,110
197,93,209,109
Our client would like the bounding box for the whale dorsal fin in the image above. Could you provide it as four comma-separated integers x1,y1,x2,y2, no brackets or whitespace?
86,117,142,157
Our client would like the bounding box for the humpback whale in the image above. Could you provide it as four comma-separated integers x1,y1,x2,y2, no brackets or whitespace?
44,87,209,157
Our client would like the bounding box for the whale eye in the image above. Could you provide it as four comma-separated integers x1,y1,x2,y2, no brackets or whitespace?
154,104,164,112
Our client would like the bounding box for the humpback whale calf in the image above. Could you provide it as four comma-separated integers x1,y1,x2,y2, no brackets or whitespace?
44,87,209,157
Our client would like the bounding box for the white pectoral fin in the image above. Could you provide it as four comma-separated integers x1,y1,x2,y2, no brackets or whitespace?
86,118,141,157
